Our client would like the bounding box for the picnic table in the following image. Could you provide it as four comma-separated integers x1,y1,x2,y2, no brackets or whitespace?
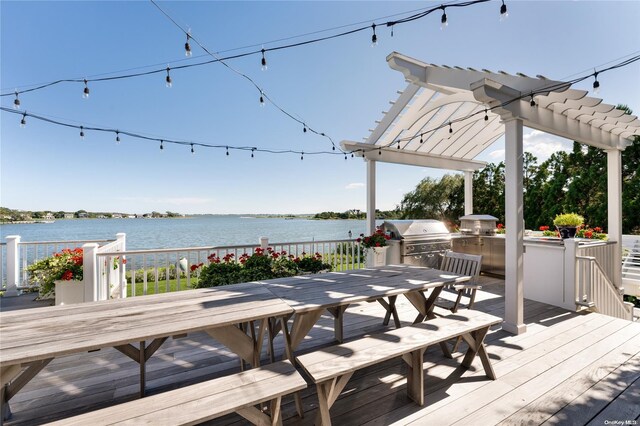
0,282,293,420
259,264,471,351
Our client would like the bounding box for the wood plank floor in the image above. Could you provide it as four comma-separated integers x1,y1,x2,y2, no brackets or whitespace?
4,276,640,425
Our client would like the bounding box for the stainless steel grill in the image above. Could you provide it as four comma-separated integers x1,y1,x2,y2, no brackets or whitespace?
459,214,498,236
381,220,452,268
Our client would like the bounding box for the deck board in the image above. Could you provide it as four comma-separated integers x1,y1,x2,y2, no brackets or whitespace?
4,275,639,426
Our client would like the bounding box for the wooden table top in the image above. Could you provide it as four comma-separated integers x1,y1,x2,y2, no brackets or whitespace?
0,282,293,368
257,265,470,314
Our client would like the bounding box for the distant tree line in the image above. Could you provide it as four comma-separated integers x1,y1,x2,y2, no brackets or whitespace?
314,209,401,220
399,134,640,234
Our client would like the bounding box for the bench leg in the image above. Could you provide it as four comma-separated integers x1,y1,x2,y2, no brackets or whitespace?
237,396,283,426
460,326,496,379
314,373,354,426
402,348,426,405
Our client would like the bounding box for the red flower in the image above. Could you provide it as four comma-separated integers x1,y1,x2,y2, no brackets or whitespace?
584,231,593,238
375,242,381,247
539,225,549,231
61,270,74,281
594,227,602,232
356,238,361,243
497,224,504,229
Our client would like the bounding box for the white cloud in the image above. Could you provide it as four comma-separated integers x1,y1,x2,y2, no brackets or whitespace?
489,149,505,160
345,182,365,190
523,130,572,162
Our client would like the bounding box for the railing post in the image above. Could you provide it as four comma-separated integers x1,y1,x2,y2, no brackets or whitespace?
260,237,269,250
116,233,127,299
5,235,20,297
564,239,579,308
83,243,99,302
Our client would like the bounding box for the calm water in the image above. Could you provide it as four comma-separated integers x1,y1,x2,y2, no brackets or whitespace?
0,216,369,249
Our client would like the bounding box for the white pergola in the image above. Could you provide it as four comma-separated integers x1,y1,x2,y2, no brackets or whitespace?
342,52,640,334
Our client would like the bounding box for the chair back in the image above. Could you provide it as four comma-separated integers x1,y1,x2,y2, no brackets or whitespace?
440,251,482,282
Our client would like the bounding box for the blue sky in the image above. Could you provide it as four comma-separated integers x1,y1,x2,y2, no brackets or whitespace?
2,1,639,215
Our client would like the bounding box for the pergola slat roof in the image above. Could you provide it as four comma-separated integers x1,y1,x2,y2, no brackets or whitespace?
341,52,640,170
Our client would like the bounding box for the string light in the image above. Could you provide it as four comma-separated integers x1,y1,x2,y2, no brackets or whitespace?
397,140,400,149
371,24,377,47
530,93,536,107
301,151,304,161
351,153,354,158
484,109,489,121
185,33,192,57
83,79,90,98
303,124,307,133
378,147,382,155
440,6,448,30
449,122,453,134
259,91,265,106
261,48,267,71
390,24,394,37
160,140,164,150
251,148,255,158
13,91,20,109
226,146,229,156
593,71,600,94
80,126,85,139
20,112,26,128
191,143,195,154
500,0,508,20
165,67,172,88
116,131,120,144
420,134,424,143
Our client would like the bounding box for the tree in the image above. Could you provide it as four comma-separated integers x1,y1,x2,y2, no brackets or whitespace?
400,174,464,222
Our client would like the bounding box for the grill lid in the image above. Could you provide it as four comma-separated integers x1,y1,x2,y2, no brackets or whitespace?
382,220,450,240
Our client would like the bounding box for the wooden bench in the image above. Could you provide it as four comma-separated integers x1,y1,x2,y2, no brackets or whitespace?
295,310,502,425
45,360,306,426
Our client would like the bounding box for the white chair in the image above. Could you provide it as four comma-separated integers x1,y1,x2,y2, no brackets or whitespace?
438,251,483,313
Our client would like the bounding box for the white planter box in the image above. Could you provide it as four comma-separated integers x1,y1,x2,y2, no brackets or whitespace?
366,246,389,268
54,280,85,306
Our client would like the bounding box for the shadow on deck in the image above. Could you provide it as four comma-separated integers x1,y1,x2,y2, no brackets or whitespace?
4,276,640,425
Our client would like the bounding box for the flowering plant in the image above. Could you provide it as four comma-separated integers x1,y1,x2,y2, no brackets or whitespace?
496,223,506,234
356,228,391,248
27,248,84,297
575,226,608,240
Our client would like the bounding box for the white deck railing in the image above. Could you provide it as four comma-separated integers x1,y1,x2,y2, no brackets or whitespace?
1,235,115,296
622,238,640,296
96,238,363,298
575,255,634,321
576,240,617,285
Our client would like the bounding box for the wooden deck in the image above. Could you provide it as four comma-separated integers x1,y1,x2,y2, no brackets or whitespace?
4,276,640,425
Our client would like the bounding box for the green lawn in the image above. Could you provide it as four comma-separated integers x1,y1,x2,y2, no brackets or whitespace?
126,277,199,297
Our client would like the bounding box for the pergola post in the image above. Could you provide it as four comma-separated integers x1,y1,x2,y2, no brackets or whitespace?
366,159,376,235
503,118,526,334
606,149,623,287
464,171,474,215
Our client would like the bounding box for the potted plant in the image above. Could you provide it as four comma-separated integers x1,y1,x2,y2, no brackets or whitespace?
27,248,85,305
357,228,391,268
552,213,584,239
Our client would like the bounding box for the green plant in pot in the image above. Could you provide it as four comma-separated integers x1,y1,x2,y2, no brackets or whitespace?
553,213,584,239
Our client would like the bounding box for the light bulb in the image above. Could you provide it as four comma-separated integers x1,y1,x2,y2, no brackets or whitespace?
449,123,453,134
20,113,26,128
226,146,229,156
420,134,423,143
80,126,85,139
13,91,20,109
593,73,600,94
83,79,90,99
191,144,195,154
259,92,265,106
261,48,267,71
303,124,307,133
116,131,121,144
185,34,192,57
397,141,400,149
251,148,255,158
301,151,304,161
484,109,489,121
530,94,536,107
371,24,377,47
160,140,164,151
500,0,508,21
165,67,172,88
440,8,448,30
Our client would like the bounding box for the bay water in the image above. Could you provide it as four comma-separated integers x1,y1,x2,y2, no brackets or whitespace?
1,216,369,250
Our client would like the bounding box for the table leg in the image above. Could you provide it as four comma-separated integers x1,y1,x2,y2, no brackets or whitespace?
206,324,260,368
377,296,401,328
289,309,324,350
1,359,53,422
326,305,349,343
115,337,168,397
280,316,304,419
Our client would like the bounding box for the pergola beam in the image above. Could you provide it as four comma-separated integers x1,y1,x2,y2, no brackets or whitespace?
341,141,486,172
